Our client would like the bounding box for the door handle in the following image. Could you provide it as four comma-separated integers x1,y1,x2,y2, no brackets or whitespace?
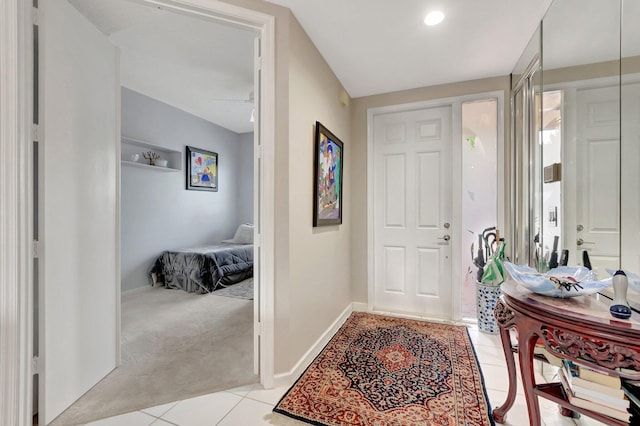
576,238,594,246
438,235,451,241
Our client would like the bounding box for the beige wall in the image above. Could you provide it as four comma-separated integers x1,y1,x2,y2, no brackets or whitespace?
221,0,512,374
284,16,352,371
349,77,511,303
219,0,352,375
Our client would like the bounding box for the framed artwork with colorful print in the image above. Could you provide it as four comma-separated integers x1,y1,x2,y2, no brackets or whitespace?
313,121,344,226
186,146,218,191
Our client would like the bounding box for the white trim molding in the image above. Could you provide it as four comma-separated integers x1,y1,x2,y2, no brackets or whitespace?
0,0,33,424
1,1,277,423
137,0,277,388
273,304,354,388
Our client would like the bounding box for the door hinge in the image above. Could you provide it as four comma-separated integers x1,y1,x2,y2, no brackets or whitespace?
32,356,40,375
32,240,40,258
256,145,263,159
255,233,262,248
256,321,262,336
32,7,39,26
32,124,39,142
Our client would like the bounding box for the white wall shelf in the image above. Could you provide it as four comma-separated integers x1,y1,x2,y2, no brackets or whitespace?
121,136,182,172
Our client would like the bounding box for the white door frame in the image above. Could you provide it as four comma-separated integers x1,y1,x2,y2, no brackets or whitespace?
1,0,32,424
0,0,276,424
367,91,505,321
127,0,276,388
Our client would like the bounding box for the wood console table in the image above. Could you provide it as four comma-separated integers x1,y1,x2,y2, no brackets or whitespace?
493,281,640,425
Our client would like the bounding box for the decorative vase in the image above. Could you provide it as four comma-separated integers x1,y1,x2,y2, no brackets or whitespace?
610,270,632,319
475,281,502,334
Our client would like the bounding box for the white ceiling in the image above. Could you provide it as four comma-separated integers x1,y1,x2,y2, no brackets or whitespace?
69,0,257,134
68,0,559,133
267,0,554,98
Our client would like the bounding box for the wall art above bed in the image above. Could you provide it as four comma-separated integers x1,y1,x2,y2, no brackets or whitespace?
186,145,218,191
313,121,344,226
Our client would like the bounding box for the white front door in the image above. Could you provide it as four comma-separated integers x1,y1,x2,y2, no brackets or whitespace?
573,86,620,276
372,106,453,317
40,0,119,423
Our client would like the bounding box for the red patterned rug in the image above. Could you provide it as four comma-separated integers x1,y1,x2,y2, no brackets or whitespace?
274,312,494,426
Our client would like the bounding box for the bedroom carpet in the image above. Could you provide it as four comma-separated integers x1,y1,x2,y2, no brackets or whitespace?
50,285,257,426
274,312,494,426
214,277,254,300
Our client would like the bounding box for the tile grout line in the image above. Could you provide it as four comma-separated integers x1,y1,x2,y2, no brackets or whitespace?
214,391,249,425
141,407,180,426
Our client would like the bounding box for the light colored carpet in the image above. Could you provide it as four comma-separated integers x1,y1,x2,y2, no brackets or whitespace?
214,277,254,300
50,285,257,425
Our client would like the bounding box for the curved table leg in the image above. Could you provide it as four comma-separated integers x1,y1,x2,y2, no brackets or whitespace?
492,325,518,423
518,328,541,426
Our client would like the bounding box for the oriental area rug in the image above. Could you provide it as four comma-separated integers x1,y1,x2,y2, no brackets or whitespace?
274,312,494,426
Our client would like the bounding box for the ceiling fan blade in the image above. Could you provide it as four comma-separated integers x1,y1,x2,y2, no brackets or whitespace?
208,91,254,103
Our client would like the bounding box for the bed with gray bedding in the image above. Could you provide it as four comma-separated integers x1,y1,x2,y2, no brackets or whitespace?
148,243,253,294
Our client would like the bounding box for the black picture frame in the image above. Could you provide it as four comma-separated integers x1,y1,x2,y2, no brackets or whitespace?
313,121,344,226
186,146,218,191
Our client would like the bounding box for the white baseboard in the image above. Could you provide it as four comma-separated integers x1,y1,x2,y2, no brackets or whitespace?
273,302,356,388
351,302,368,312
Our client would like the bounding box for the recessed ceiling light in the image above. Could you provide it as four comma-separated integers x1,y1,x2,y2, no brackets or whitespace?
424,11,444,26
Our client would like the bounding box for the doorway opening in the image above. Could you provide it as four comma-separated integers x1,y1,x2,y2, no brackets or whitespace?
31,0,275,424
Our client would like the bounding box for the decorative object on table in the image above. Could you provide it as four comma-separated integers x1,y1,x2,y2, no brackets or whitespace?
155,159,168,168
130,153,139,162
534,233,549,273
610,270,632,319
606,268,640,292
559,249,569,266
548,235,559,269
313,121,344,227
186,146,218,191
503,262,611,298
142,151,160,166
273,312,494,426
582,250,592,270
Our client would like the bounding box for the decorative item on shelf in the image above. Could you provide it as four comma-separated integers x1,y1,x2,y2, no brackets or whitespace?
610,270,632,319
130,153,139,162
503,262,612,298
155,159,168,168
142,151,160,166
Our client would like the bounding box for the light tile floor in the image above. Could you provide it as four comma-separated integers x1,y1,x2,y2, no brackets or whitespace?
86,326,608,426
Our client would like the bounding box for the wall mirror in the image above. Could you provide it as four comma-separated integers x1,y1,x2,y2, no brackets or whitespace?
513,0,640,297
620,0,640,281
510,27,541,266
539,0,621,279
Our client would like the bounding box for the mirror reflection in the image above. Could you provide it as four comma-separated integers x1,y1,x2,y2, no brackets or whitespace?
539,0,622,278
621,0,640,277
